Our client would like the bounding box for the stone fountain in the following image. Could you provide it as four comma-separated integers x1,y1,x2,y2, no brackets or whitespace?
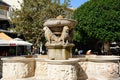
1,15,120,80
43,15,76,60
41,16,88,80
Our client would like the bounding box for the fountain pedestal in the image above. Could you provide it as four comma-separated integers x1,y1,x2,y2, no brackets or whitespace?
43,15,77,60
46,43,74,60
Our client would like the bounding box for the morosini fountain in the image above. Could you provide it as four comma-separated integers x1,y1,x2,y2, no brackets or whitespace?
43,15,76,60
1,16,120,80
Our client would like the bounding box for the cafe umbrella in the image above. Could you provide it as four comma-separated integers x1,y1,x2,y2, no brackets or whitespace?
9,38,32,55
0,39,9,46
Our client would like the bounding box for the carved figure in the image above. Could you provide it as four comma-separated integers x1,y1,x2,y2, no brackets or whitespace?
58,26,69,44
43,26,58,43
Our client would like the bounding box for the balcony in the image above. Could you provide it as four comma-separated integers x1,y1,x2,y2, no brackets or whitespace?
0,9,10,20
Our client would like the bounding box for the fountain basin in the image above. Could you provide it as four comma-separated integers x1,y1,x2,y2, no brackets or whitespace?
43,18,77,36
1,57,35,79
46,58,87,80
1,55,120,80
44,18,77,28
77,55,120,80
84,55,120,62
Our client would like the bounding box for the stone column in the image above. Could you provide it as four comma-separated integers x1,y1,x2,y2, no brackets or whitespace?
46,44,74,60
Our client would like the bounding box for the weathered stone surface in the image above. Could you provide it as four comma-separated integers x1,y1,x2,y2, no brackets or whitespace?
78,56,120,80
43,16,76,60
1,58,35,79
46,44,74,60
43,18,77,28
47,59,88,80
48,65,76,80
1,56,120,80
35,58,48,77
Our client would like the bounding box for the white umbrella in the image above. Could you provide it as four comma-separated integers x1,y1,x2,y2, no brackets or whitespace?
0,39,9,46
9,38,32,56
9,38,32,46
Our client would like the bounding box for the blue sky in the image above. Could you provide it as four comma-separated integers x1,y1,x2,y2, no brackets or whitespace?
61,0,88,8
70,0,88,8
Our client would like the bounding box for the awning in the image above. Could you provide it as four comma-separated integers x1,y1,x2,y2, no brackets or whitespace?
9,38,32,46
0,34,32,46
0,39,9,46
0,32,12,41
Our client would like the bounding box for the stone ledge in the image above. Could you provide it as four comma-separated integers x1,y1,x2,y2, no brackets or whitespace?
46,58,80,65
35,58,47,62
1,57,35,62
72,55,120,62
45,43,74,49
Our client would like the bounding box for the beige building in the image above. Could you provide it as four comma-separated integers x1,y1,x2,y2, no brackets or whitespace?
0,0,23,21
0,0,23,31
0,0,11,31
2,0,23,10
0,1,10,20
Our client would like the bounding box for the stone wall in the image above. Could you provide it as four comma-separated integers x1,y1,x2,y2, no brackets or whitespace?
1,55,120,80
78,56,120,80
1,57,35,80
35,58,48,78
47,59,88,80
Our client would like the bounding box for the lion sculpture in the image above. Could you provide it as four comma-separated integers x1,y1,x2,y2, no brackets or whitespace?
58,26,69,44
43,26,58,43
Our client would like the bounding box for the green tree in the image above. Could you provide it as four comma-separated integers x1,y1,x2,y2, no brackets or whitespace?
52,0,60,4
63,0,71,7
73,0,120,53
11,0,70,47
51,0,71,7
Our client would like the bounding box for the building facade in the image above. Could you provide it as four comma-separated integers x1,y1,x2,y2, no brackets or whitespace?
2,0,23,10
0,1,11,30
0,0,24,38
